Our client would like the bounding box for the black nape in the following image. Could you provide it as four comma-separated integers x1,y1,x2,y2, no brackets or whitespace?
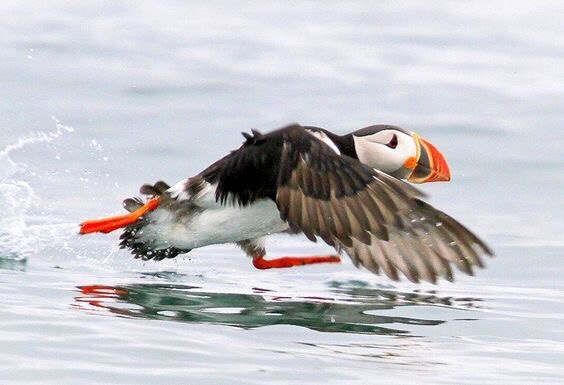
302,126,358,159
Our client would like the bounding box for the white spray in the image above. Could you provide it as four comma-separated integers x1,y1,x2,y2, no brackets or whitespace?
0,117,74,259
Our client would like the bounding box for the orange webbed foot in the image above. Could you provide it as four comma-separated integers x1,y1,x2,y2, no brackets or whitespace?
252,255,341,269
79,197,159,234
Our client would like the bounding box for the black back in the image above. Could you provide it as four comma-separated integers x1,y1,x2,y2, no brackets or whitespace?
200,127,285,206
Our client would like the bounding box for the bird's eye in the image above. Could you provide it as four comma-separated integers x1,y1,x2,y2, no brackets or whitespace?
386,134,398,149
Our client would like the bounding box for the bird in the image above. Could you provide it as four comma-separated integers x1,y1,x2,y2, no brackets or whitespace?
79,123,493,283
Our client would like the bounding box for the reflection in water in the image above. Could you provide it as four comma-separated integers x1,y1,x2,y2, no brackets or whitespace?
74,281,481,335
0,256,27,271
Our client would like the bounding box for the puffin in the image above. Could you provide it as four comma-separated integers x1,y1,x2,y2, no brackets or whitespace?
79,124,493,283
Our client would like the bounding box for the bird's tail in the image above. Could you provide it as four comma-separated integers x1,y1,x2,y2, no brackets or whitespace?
79,181,191,260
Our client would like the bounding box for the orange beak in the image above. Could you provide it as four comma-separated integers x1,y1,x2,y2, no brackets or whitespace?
404,133,451,183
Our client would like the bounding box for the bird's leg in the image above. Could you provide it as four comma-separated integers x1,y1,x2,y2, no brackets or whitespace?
79,197,160,234
236,238,341,270
252,255,341,269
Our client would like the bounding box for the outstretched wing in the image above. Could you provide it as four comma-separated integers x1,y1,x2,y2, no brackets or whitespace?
334,199,493,283
272,125,493,283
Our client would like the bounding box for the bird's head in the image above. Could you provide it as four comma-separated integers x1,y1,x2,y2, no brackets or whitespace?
352,125,451,183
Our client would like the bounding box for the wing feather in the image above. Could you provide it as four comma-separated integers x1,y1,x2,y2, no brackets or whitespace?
274,125,493,283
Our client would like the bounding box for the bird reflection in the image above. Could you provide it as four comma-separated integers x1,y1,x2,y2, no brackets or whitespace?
0,256,26,271
74,280,481,336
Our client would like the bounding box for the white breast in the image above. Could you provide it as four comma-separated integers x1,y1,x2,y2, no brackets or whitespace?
136,183,288,250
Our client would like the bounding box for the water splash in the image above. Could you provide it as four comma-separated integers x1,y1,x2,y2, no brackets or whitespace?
0,117,75,259
0,117,74,177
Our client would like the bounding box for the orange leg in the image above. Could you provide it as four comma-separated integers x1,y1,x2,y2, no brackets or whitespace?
79,197,160,234
252,255,341,269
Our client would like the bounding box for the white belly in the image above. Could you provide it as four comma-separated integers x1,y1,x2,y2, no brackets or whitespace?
137,199,288,250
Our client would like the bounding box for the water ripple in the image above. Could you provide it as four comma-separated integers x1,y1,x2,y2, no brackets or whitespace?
72,281,484,336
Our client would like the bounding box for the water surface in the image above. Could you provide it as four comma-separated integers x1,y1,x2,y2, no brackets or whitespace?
1,1,563,384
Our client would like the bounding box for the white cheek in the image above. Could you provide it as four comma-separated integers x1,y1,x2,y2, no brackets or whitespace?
398,135,416,163
354,136,415,173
